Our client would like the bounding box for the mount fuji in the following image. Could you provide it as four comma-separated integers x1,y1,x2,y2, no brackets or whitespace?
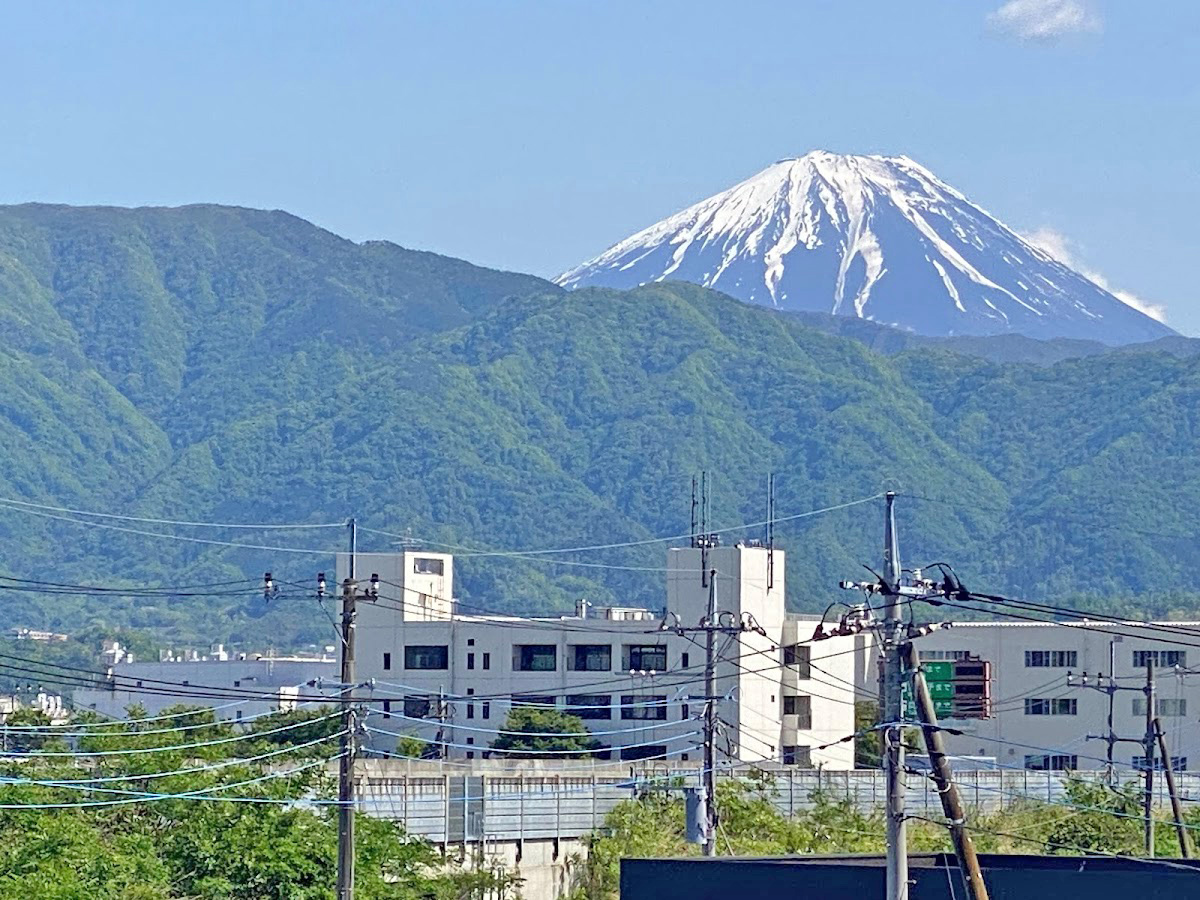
557,152,1173,345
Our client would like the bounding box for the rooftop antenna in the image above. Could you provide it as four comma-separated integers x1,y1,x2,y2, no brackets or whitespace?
700,471,710,587
690,475,699,549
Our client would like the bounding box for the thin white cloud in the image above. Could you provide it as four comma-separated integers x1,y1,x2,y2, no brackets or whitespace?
987,0,1101,41
1022,226,1168,323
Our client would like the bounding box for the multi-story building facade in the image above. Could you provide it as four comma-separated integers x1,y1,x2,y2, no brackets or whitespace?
860,620,1200,772
342,543,857,768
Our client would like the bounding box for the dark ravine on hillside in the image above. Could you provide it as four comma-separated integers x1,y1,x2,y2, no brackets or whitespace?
0,204,1197,647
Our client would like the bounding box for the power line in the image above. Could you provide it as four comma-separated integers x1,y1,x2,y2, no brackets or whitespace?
0,497,348,530
359,492,884,559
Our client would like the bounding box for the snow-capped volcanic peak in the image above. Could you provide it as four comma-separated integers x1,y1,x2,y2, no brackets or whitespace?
557,151,1173,344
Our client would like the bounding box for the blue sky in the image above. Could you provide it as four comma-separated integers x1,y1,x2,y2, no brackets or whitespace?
2,1,1197,333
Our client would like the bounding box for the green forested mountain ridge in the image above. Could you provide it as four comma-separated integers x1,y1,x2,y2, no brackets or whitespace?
0,204,1197,646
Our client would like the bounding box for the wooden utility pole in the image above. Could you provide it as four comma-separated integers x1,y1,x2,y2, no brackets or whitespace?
337,518,359,900
904,644,989,900
1155,716,1190,858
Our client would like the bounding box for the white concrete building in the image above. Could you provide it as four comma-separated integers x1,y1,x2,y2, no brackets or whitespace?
74,655,338,722
340,543,857,768
861,620,1200,772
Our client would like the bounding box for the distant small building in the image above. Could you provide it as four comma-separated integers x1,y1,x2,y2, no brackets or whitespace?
10,627,69,643
73,654,339,722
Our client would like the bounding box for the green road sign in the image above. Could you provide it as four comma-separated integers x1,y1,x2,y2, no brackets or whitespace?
923,661,953,681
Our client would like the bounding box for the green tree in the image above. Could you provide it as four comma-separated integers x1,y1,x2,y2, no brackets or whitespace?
490,707,602,756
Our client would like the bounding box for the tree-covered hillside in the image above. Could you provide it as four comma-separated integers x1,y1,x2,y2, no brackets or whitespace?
0,205,1197,647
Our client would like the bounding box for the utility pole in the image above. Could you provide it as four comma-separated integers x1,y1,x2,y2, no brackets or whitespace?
663,562,763,857
904,644,989,900
336,517,358,900
881,491,908,900
1143,661,1155,858
1069,658,1158,857
1155,716,1190,858
703,570,718,857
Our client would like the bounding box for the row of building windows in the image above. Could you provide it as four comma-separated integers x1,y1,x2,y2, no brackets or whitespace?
1023,697,1188,717
930,649,1188,670
382,642,815,675
1024,698,1077,716
381,643,680,673
383,694,678,722
1025,754,1191,772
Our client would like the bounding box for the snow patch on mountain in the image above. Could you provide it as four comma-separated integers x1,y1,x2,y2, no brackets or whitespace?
557,152,1173,345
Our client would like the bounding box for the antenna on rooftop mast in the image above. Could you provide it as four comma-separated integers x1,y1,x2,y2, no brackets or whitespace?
690,475,699,549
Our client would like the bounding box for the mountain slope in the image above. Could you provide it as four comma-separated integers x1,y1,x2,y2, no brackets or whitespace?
558,152,1174,345
1,206,1199,647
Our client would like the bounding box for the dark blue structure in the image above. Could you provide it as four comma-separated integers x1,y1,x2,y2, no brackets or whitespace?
620,853,1200,900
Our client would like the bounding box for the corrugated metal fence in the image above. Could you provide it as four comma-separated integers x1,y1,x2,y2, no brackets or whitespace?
356,768,1200,843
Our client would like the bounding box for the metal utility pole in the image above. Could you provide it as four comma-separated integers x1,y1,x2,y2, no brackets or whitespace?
1070,657,1160,857
336,518,358,900
1143,661,1156,858
881,492,908,900
703,570,718,857
904,644,989,900
1155,716,1190,858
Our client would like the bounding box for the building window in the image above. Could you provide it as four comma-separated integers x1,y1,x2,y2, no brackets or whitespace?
1133,650,1187,668
1025,650,1078,668
413,557,444,575
920,650,971,661
514,695,556,709
383,652,392,671
382,699,391,719
467,751,475,760
467,702,475,720
236,710,243,721
515,645,556,672
482,652,491,670
467,638,475,646
1024,698,1077,716
620,695,668,720
783,644,811,679
405,645,448,670
1133,756,1188,772
620,744,668,761
482,701,490,720
624,645,667,671
783,695,812,729
570,644,612,672
782,746,812,767
467,652,475,670
566,694,612,720
681,703,690,720
233,680,241,687
1133,698,1187,717
403,697,431,719
681,652,690,669
1025,754,1078,770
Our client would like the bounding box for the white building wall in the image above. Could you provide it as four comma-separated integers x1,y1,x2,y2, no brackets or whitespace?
904,621,1200,772
342,545,857,768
